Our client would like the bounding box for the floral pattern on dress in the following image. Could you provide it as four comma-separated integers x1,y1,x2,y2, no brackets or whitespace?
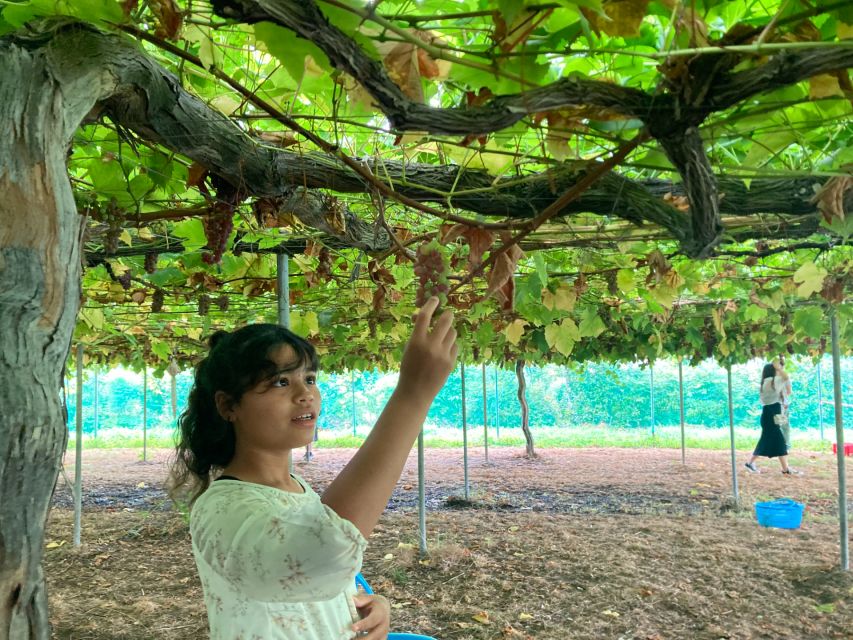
191,476,367,640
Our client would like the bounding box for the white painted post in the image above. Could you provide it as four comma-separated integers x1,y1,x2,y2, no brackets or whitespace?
93,368,99,440
727,365,740,505
417,430,427,556
830,312,848,571
73,344,83,547
650,363,655,436
678,359,685,465
482,363,489,463
142,364,148,462
494,367,500,439
461,363,468,500
817,359,825,441
351,370,356,437
277,253,292,469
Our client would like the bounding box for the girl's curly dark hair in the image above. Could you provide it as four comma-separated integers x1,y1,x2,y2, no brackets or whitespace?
170,323,318,504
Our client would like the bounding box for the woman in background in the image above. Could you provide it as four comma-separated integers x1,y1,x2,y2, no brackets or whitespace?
744,360,796,475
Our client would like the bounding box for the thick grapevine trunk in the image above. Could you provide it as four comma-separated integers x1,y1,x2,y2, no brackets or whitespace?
515,359,536,459
0,29,104,639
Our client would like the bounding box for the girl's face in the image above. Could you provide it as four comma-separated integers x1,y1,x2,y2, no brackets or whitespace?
223,344,321,452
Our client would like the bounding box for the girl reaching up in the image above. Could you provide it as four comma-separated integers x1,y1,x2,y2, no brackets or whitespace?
171,297,457,639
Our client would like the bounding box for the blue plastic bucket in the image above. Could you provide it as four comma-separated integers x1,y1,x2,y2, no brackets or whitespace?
754,498,805,529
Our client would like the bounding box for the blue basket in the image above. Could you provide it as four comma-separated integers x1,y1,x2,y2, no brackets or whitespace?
754,498,805,529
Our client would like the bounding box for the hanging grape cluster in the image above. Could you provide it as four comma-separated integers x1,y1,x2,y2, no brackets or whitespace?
198,294,211,316
316,247,333,281
151,289,165,312
413,239,449,307
144,252,158,274
103,199,124,255
202,207,234,265
216,295,230,311
116,270,132,290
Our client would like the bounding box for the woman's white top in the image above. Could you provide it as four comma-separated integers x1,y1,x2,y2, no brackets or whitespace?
190,475,367,640
760,375,790,406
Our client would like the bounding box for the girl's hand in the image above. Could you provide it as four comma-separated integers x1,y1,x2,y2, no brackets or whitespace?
396,297,458,404
351,593,390,639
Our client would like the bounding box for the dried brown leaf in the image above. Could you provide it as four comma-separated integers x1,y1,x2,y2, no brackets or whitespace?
811,175,851,223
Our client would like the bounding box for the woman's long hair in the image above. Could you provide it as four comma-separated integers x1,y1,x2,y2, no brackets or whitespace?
169,323,318,505
760,363,776,391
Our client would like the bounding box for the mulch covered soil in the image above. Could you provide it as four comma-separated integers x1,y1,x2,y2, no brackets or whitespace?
46,446,853,639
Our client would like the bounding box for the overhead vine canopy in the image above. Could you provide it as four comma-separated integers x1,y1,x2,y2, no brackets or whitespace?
2,0,851,372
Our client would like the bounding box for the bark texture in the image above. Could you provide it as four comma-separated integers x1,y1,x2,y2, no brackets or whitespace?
0,24,116,639
515,360,536,459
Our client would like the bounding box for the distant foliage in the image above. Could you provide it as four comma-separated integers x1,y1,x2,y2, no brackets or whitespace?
65,357,851,435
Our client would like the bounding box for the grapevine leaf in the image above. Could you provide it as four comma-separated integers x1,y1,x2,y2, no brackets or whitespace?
504,319,528,346
793,261,828,298
579,309,606,338
792,307,825,340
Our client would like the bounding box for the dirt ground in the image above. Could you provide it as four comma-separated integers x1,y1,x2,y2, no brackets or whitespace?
45,446,853,639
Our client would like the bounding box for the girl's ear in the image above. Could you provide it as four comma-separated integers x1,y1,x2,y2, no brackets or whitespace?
214,390,235,422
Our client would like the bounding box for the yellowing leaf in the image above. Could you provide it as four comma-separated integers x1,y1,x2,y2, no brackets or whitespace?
81,308,105,331
616,268,634,294
711,308,726,338
601,609,620,618
383,553,394,560
586,0,650,37
809,74,844,99
544,319,579,356
119,229,132,246
137,227,154,240
45,540,66,549
648,284,677,309
553,284,577,312
210,94,241,116
504,319,528,346
518,612,534,621
793,261,828,298
472,611,491,625
355,288,373,304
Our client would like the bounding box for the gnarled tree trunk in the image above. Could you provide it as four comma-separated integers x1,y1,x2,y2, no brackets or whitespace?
515,359,536,459
0,26,105,638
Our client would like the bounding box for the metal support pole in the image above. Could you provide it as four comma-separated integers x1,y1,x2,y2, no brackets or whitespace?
830,312,848,571
678,359,685,465
277,253,290,329
727,365,740,505
417,430,427,556
170,372,177,421
93,369,99,439
650,363,655,437
73,344,83,547
142,365,148,462
817,359,825,441
494,367,500,439
351,370,356,437
461,363,469,500
277,253,292,468
482,363,489,463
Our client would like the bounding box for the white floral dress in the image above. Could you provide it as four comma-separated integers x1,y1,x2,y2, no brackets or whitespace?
190,475,368,639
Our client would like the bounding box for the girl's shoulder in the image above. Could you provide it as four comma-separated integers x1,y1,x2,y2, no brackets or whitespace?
192,476,317,515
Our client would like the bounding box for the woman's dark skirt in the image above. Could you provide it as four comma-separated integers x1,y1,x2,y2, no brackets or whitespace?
753,402,788,458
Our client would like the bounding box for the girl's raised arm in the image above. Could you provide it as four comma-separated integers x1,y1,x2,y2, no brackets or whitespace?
321,297,457,537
